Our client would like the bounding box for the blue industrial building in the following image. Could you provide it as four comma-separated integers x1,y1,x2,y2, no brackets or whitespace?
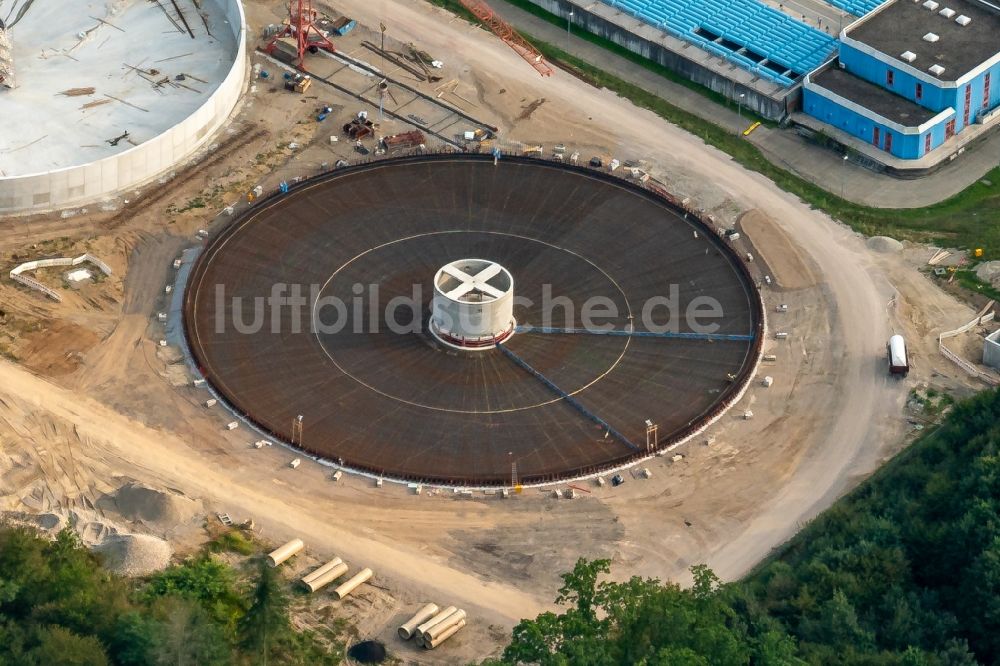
803,0,1000,159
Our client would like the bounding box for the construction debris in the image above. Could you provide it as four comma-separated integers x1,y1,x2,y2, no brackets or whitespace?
283,72,312,93
0,19,14,89
343,113,376,140
107,131,130,146
60,87,97,97
381,130,425,153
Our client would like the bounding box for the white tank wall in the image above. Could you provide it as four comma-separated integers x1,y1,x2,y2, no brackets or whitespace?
983,330,1000,369
0,0,247,214
432,289,515,339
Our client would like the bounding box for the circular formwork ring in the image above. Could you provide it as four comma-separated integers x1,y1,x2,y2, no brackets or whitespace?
183,151,765,487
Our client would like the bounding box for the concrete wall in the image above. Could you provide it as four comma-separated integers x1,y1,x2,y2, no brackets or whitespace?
0,0,247,215
521,0,794,120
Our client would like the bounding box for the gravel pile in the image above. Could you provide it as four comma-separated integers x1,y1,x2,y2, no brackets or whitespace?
867,236,903,253
107,482,201,527
95,534,171,577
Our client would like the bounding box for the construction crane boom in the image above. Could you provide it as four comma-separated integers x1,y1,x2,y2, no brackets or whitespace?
457,0,553,77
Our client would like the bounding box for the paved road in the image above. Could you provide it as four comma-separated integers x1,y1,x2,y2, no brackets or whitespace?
491,0,1000,209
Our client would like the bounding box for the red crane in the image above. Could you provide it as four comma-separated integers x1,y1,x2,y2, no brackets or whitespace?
265,0,336,67
458,0,553,77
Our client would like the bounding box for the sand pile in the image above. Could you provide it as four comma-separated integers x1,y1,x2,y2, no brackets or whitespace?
867,236,903,253
975,261,1000,287
102,482,202,528
95,534,171,577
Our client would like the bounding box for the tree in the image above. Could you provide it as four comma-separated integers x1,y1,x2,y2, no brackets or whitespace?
238,561,290,665
25,626,109,666
151,597,230,666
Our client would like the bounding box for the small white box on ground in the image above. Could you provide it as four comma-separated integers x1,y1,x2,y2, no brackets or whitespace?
226,421,239,430
289,458,300,469
205,399,217,408
761,376,773,387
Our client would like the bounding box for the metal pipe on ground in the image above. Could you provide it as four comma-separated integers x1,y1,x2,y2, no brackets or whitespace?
415,605,457,640
304,562,349,593
423,609,466,643
332,567,373,600
301,557,343,585
266,538,304,567
398,603,440,640
426,619,466,649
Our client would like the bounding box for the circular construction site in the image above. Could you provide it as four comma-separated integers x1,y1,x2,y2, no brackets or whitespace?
0,0,246,214
183,154,764,486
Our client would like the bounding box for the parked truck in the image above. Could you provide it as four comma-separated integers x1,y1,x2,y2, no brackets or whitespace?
887,334,909,377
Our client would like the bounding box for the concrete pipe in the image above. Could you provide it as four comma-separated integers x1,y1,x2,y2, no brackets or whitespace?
427,619,467,649
301,557,343,586
304,562,349,593
266,538,304,567
416,605,457,640
398,603,440,640
332,567,373,600
423,609,467,643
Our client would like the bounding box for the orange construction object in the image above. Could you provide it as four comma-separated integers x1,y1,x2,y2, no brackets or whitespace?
458,0,553,76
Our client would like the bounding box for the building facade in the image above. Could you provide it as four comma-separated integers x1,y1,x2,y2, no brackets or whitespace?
803,0,1000,159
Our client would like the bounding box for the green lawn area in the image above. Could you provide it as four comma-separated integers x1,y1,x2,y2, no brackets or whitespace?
426,0,1000,260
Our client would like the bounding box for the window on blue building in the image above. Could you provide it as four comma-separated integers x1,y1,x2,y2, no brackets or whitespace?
916,83,923,101
886,70,894,86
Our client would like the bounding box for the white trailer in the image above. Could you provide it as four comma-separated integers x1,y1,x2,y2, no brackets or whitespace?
887,335,909,376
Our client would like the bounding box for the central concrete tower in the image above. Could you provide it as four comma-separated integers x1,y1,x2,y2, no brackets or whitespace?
430,259,515,350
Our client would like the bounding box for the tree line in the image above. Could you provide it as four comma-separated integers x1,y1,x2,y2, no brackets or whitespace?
490,387,1000,665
